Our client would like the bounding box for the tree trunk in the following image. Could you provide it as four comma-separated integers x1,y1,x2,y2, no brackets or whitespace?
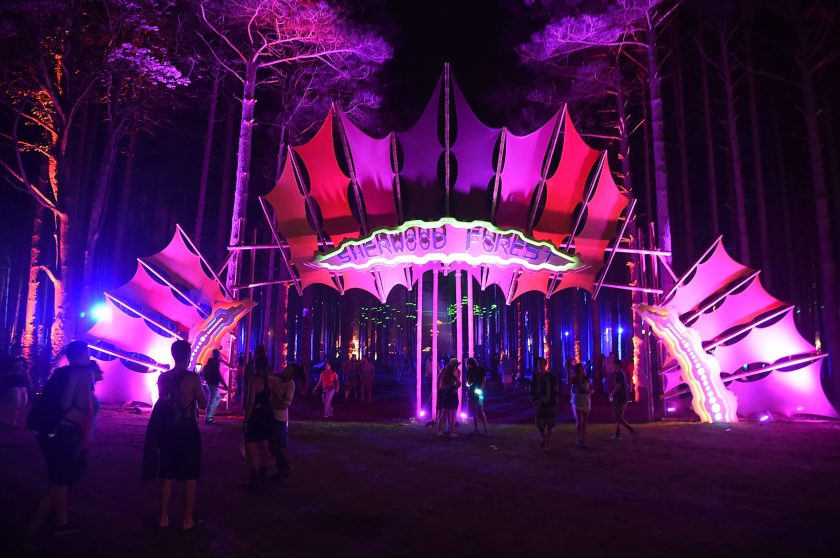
771,105,797,302
670,29,694,261
114,124,139,258
697,34,721,238
226,60,260,294
195,67,221,247
22,206,45,363
50,210,71,354
218,95,237,263
800,60,840,394
744,27,770,280
719,27,750,265
646,24,672,265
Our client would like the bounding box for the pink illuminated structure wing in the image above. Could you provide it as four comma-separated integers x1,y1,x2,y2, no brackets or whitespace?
484,267,517,303
689,276,785,341
494,112,559,230
661,239,752,315
450,78,500,221
94,359,161,407
377,265,409,301
86,298,176,366
397,76,443,220
532,111,600,245
109,262,203,332
342,269,380,298
339,111,398,230
728,361,838,418
511,270,552,300
143,229,225,308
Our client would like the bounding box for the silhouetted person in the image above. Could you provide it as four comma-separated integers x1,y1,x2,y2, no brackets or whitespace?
25,340,94,538
465,357,488,436
360,356,375,403
142,340,207,530
570,363,593,449
242,355,274,490
530,357,557,452
610,366,638,441
436,359,461,437
267,364,295,478
202,349,227,424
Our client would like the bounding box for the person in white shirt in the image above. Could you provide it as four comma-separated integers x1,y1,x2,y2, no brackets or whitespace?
267,365,295,479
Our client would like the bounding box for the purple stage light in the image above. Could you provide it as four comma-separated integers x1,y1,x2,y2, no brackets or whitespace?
419,410,426,417
759,414,770,422
91,303,112,322
666,406,676,413
460,412,467,419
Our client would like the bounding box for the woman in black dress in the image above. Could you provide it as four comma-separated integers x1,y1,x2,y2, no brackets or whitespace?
242,355,274,490
436,358,462,438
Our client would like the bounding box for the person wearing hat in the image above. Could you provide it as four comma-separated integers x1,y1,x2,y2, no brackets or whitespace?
202,349,227,424
436,358,462,437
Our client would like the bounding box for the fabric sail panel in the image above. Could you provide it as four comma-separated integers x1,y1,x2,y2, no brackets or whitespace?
663,240,752,316
93,359,160,406
728,361,838,418
377,265,409,301
689,276,785,342
553,237,607,294
339,111,398,230
264,159,321,263
495,112,559,230
450,78,500,221
108,263,203,332
143,230,225,308
397,76,443,220
533,111,600,245
86,298,175,366
341,269,379,298
511,270,553,301
484,267,517,303
293,109,357,242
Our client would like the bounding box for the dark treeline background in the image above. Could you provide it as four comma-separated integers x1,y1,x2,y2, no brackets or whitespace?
1,0,838,387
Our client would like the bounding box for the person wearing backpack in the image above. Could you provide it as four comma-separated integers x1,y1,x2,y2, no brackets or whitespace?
24,340,94,539
142,339,207,530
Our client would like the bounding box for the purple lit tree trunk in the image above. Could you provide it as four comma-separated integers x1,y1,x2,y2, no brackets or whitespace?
195,66,221,247
646,23,672,264
697,34,721,238
670,29,693,260
227,60,259,292
718,26,750,266
744,23,770,280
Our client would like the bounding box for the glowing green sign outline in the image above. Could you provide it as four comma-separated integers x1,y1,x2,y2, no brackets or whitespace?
314,218,581,273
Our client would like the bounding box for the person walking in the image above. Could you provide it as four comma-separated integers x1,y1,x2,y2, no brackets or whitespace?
465,358,488,436
267,364,295,479
24,341,94,539
343,355,360,401
570,362,593,449
436,358,461,438
360,355,375,403
313,362,339,418
529,357,557,452
202,349,227,424
610,366,638,441
242,355,274,490
143,340,207,530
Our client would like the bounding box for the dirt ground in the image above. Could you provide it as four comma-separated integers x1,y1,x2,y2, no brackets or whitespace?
2,380,839,558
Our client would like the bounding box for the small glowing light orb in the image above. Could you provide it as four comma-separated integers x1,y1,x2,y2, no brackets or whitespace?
666,406,676,413
709,397,717,404
618,326,624,334
418,410,426,417
91,303,112,322
460,412,468,419
759,414,770,422
711,403,721,413
714,413,723,421
796,406,804,412
474,388,483,396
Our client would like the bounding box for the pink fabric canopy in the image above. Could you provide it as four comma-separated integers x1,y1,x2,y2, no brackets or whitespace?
143,229,225,308
688,276,785,341
495,113,559,230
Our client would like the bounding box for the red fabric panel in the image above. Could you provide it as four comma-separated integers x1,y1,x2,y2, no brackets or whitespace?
264,159,322,267
143,230,225,308
495,113,559,230
662,240,752,315
340,112,398,230
533,111,600,245
451,79,499,221
397,76,443,220
109,263,203,331
294,109,356,240
553,237,609,294
574,159,628,243
511,270,553,301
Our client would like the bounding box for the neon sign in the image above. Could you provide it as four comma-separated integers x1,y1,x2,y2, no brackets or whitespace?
634,304,738,423
315,218,580,273
188,299,256,368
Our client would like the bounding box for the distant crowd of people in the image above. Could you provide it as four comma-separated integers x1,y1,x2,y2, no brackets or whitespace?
10,338,637,543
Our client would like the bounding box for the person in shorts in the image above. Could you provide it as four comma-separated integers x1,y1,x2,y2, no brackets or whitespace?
530,357,557,452
570,362,593,449
242,355,274,490
436,359,462,438
25,340,94,538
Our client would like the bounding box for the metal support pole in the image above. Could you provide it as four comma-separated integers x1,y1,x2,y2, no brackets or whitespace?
416,271,423,418
431,270,439,419
455,270,463,416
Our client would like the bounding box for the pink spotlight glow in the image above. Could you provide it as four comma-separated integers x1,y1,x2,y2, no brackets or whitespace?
460,412,468,419
759,414,770,422
418,410,426,417
796,406,804,412
666,406,676,413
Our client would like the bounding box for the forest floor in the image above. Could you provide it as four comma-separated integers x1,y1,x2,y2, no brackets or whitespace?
1,379,838,558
